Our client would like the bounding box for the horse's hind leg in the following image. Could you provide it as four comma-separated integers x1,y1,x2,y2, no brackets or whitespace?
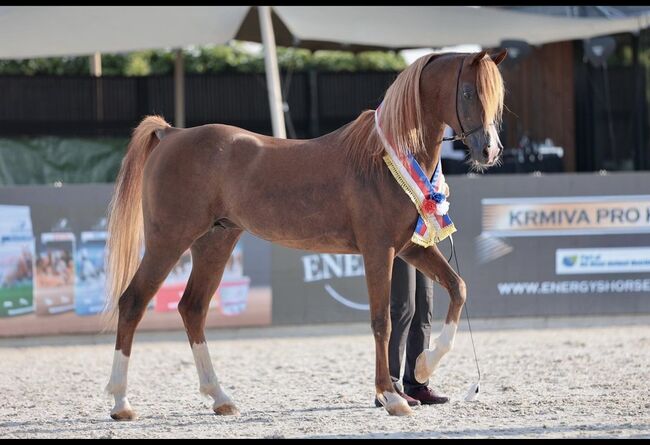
107,243,189,420
177,227,243,416
399,243,466,384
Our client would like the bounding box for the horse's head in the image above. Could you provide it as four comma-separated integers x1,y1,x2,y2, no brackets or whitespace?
417,50,507,171
343,49,507,176
446,50,507,170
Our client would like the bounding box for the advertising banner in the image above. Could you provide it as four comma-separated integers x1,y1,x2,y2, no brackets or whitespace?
450,172,650,318
0,205,34,317
272,249,370,325
2,171,649,335
0,184,272,337
272,172,650,324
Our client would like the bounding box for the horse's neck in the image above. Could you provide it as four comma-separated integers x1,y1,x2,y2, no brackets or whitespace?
416,121,446,179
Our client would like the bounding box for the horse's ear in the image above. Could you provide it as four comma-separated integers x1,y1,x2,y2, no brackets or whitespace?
471,50,488,65
490,49,508,66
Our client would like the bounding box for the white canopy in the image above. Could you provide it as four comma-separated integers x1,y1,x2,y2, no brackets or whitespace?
1,6,649,138
0,6,249,59
1,6,649,60
273,6,650,49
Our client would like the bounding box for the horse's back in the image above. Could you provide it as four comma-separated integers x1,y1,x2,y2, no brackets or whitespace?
143,122,359,252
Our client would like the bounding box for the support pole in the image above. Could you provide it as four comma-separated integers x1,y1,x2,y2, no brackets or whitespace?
259,6,287,138
174,48,185,128
89,52,102,77
90,52,103,122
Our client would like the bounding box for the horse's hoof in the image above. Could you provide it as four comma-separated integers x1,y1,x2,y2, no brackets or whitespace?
110,409,137,421
380,391,414,416
414,350,432,384
214,402,240,416
386,401,414,416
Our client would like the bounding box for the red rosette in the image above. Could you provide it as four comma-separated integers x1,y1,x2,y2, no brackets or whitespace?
421,199,437,215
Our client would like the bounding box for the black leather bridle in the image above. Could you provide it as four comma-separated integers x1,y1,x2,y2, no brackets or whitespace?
440,58,483,143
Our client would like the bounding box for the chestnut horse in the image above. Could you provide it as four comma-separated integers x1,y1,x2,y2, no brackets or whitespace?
104,49,507,419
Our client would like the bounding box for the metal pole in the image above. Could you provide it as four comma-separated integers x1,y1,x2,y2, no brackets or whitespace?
259,6,287,138
90,52,103,122
89,52,102,77
174,48,185,128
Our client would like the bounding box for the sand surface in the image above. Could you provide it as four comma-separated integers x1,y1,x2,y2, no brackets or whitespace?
1,316,649,438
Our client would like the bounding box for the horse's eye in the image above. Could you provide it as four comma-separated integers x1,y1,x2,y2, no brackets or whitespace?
463,91,472,100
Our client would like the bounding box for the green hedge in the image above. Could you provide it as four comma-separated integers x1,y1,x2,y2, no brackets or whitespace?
0,42,407,76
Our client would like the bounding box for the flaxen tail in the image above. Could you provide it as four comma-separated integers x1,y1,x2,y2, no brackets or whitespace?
102,115,170,330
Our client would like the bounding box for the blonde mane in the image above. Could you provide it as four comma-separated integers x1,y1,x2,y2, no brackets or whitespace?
340,52,505,176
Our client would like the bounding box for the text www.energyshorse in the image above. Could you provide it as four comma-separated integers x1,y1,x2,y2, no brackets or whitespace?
497,279,650,295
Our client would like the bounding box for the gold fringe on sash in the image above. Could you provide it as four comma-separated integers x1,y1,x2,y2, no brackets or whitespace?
383,155,457,247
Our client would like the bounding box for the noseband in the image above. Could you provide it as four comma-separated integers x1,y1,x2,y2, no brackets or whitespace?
440,58,483,144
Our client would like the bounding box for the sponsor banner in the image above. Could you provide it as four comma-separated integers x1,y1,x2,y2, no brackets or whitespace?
3,172,650,334
0,205,35,317
497,279,650,295
482,195,650,237
556,247,650,275
272,249,370,325
0,184,272,337
271,172,650,323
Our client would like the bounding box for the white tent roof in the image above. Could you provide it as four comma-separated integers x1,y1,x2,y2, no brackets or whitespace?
0,6,249,59
273,6,650,49
1,6,649,60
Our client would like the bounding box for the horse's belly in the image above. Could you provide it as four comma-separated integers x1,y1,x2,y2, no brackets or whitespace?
261,234,359,254
234,211,359,254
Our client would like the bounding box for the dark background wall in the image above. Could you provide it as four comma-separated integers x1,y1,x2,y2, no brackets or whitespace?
1,41,648,175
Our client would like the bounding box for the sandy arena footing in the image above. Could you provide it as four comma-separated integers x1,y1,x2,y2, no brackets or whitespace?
0,315,649,438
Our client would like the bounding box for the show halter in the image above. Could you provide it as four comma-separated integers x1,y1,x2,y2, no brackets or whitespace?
374,103,456,247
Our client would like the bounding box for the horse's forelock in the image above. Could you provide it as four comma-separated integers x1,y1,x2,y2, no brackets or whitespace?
475,55,505,130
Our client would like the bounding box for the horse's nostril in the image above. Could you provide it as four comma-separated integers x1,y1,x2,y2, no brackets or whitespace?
482,147,490,158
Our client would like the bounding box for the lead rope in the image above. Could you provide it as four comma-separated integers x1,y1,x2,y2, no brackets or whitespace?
448,234,482,399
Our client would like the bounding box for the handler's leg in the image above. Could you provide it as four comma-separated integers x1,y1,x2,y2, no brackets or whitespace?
387,257,416,387
403,269,434,391
399,243,466,384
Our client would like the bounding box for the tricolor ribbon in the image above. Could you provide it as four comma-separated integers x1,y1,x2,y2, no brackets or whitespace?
374,104,456,247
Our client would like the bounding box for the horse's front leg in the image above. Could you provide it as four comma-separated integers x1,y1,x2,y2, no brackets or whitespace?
399,243,466,384
362,247,413,416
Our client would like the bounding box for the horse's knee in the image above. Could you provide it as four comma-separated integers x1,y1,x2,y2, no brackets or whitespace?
447,275,466,305
371,316,390,341
177,298,205,323
117,291,148,322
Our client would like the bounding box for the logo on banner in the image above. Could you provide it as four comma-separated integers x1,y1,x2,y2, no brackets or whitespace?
477,195,650,264
301,254,369,310
562,255,578,268
556,247,650,275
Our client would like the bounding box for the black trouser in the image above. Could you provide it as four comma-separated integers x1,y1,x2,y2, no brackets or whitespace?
388,256,434,392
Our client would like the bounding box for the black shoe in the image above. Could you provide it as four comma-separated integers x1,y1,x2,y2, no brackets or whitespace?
405,386,449,405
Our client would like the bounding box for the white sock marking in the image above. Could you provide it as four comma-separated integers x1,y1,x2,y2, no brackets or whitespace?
417,322,458,382
106,350,133,414
191,342,232,407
